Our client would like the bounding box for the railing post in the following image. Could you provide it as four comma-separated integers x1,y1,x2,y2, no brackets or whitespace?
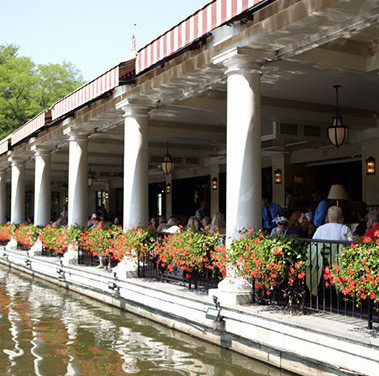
368,299,373,330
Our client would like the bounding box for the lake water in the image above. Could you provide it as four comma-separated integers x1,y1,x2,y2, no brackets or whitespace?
0,265,294,376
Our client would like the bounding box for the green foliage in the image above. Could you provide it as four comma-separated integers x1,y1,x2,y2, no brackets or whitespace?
228,229,307,307
155,230,221,274
0,44,84,139
110,227,157,260
0,223,16,242
38,225,84,254
325,238,379,305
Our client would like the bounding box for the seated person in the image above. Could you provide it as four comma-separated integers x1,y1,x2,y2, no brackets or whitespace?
210,212,226,234
157,216,167,232
364,211,379,238
287,211,308,238
201,216,211,229
312,206,352,241
261,196,283,232
186,216,200,232
162,217,181,234
270,216,288,237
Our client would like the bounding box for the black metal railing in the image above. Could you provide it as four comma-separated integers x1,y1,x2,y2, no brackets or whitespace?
77,247,119,269
137,233,222,290
41,247,60,257
302,239,377,329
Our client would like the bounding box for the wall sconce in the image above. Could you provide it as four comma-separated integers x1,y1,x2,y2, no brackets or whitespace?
166,183,171,194
88,164,95,186
327,85,348,148
161,141,174,175
212,177,218,190
274,169,282,184
366,156,375,175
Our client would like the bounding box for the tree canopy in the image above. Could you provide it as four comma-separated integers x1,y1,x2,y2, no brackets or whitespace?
0,44,84,140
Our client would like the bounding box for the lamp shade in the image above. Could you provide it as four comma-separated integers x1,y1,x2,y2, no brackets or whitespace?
327,184,349,201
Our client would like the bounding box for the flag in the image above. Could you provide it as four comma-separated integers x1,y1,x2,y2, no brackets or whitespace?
130,24,136,53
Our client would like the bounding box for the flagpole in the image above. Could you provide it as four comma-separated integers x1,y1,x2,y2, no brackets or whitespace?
131,23,137,54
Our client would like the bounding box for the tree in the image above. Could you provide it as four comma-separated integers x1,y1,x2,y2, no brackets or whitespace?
36,62,83,109
0,44,84,140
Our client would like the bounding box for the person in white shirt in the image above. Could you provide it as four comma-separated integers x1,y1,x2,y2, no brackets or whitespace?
312,206,352,241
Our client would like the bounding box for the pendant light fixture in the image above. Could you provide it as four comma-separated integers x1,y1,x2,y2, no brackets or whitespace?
327,85,348,148
161,140,174,175
88,164,95,186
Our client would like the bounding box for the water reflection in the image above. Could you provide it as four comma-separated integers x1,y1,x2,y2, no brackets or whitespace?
0,265,293,376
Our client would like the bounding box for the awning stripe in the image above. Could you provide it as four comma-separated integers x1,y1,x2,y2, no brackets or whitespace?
136,0,268,73
137,0,261,73
51,66,119,120
11,112,46,146
0,139,8,156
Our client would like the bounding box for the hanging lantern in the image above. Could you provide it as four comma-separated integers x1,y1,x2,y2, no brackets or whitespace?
327,85,348,148
88,165,95,186
161,141,174,175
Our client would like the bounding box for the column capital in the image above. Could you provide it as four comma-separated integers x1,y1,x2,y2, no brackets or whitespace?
212,47,268,76
63,127,89,142
116,98,157,117
8,155,26,167
31,145,52,157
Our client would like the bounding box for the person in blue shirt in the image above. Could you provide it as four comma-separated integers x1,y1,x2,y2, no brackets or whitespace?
313,196,330,228
261,196,283,232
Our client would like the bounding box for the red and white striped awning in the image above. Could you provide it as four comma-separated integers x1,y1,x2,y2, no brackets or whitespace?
136,0,265,73
51,66,119,121
0,138,9,156
11,111,46,146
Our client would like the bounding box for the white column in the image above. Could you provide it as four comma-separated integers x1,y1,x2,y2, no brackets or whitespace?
225,56,262,241
9,158,25,224
210,54,262,305
0,169,6,223
67,132,88,227
32,146,51,226
118,100,151,229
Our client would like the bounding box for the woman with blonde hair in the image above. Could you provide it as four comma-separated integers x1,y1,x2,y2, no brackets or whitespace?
186,216,200,232
210,212,226,234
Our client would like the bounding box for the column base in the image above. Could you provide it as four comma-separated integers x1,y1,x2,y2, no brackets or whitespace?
209,277,253,306
112,256,138,279
29,240,43,257
62,244,78,266
6,238,17,251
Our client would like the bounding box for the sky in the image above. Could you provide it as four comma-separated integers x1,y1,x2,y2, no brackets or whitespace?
0,0,210,81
